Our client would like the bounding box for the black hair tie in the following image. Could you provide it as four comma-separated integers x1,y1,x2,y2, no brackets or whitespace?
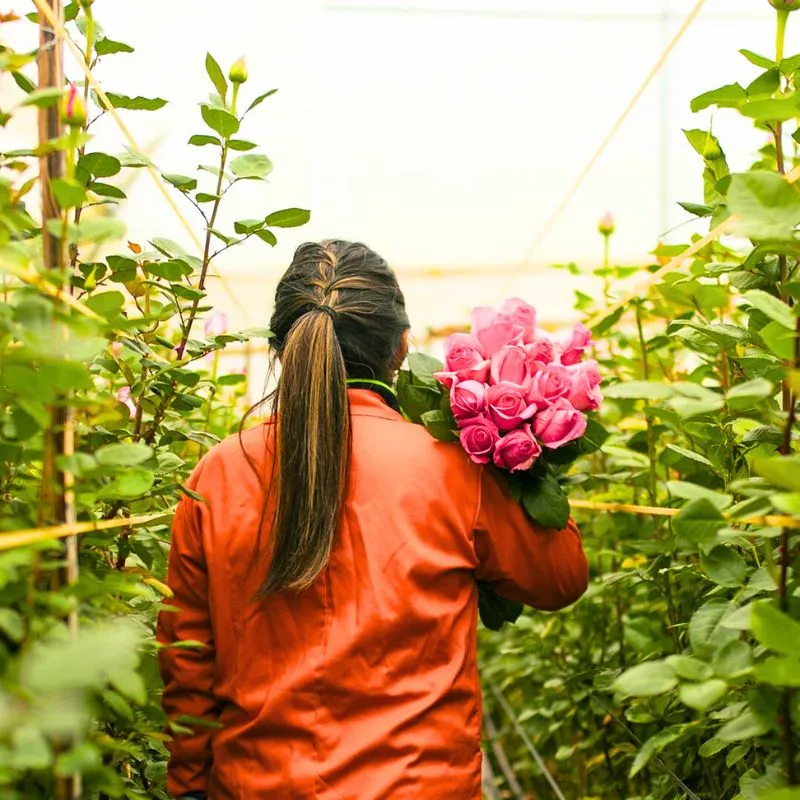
314,305,336,320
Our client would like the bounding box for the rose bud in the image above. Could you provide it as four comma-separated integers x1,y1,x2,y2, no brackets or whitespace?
60,83,86,128
597,212,615,236
229,56,248,84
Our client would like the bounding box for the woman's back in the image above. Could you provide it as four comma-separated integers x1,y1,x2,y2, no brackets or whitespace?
159,388,587,799
158,241,588,799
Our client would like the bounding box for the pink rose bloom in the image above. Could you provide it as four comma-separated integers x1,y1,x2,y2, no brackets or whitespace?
534,398,587,449
490,345,531,390
559,323,593,366
493,425,542,472
450,380,487,422
117,386,136,420
435,333,491,389
204,311,229,337
568,360,603,412
486,383,536,432
500,297,537,344
524,335,555,372
470,306,522,356
459,415,500,465
528,364,572,410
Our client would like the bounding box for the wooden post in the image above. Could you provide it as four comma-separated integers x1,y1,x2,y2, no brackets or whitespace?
37,4,81,799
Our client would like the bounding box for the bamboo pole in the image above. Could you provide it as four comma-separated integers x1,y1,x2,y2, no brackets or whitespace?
36,5,80,798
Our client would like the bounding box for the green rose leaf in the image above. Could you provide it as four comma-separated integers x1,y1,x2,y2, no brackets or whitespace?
521,473,570,530
230,154,273,179
200,105,239,138
104,93,167,111
613,661,677,698
265,208,311,228
205,53,228,105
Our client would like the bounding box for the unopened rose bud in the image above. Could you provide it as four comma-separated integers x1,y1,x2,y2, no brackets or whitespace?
597,212,615,236
116,386,136,419
60,83,86,128
204,311,229,337
769,0,800,10
229,57,248,85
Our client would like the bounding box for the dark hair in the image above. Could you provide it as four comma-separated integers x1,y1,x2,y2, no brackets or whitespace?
252,240,409,596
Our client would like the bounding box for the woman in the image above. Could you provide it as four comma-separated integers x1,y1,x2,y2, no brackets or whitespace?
157,240,588,799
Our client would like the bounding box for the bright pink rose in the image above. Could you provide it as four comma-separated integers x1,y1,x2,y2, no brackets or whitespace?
500,297,537,344
568,360,603,411
490,345,531,390
493,425,542,472
528,364,572,409
534,398,587,449
524,335,555,371
435,333,490,388
559,323,593,366
470,306,522,356
459,415,500,465
486,383,536,432
450,380,487,422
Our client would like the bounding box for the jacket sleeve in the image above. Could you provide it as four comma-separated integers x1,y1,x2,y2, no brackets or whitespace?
472,466,589,610
157,468,221,799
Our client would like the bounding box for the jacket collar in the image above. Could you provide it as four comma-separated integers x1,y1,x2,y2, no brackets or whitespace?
348,388,404,421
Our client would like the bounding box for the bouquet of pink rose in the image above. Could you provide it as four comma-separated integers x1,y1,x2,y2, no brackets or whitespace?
395,298,606,629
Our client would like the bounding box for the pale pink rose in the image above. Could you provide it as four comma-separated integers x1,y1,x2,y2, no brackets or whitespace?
500,297,537,343
486,383,536,432
204,311,229,337
117,386,136,419
528,364,572,410
470,306,522,356
450,380,487,422
559,323,593,366
444,333,486,371
524,335,555,370
534,398,587,449
459,415,500,465
568,360,603,412
490,345,531,390
111,340,123,357
493,425,542,472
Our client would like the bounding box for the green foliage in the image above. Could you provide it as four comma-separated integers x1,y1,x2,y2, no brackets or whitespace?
0,12,305,797
479,8,800,797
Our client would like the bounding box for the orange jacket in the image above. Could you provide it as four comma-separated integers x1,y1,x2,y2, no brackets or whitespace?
157,389,588,799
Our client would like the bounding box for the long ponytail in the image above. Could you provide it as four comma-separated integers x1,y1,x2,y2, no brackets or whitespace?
251,240,409,597
260,307,351,595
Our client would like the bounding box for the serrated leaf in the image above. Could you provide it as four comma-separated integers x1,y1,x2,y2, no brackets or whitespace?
701,546,748,588
104,93,167,111
740,49,776,69
743,290,795,329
